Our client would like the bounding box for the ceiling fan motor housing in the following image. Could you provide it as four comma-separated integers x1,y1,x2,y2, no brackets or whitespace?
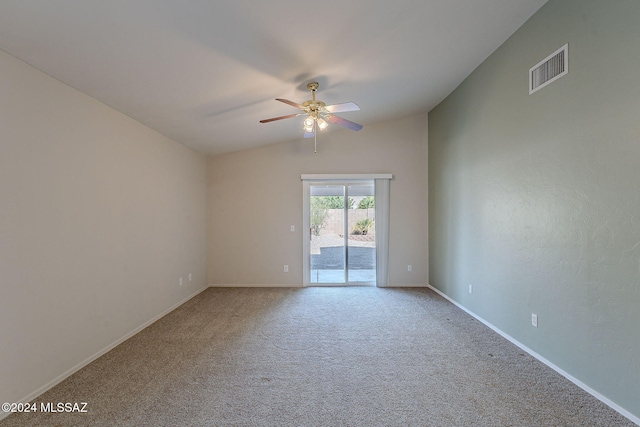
302,100,326,115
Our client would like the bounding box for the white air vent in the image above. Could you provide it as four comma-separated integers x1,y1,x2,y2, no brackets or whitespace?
529,44,568,94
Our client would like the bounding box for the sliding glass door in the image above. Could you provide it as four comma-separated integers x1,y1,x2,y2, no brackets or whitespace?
306,181,376,285
347,182,376,283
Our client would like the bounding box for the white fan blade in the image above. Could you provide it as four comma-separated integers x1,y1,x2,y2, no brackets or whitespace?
325,115,363,131
324,102,360,113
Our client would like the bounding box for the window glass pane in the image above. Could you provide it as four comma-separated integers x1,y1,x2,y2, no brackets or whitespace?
310,185,345,283
348,183,376,283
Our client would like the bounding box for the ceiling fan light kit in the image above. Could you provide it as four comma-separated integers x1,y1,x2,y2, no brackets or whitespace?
260,82,363,153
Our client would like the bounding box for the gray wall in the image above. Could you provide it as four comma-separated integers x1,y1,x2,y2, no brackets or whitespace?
0,50,209,407
429,0,640,420
209,114,429,287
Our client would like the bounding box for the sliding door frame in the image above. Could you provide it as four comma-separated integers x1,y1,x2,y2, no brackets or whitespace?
301,174,392,287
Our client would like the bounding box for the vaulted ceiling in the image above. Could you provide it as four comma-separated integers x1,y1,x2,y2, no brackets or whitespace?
0,0,547,155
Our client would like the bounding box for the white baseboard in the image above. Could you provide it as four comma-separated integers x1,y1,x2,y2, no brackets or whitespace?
426,284,640,426
385,283,429,288
207,283,429,288
1,285,210,422
208,283,303,288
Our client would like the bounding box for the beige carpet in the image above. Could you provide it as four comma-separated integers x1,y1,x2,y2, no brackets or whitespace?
1,287,635,426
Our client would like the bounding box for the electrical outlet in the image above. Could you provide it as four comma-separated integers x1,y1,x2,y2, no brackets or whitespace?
179,277,183,286
407,265,412,272
291,225,295,232
468,284,473,294
188,273,192,281
531,313,538,328
284,265,289,273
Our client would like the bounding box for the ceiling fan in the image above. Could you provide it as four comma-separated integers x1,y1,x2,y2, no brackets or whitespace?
259,82,363,152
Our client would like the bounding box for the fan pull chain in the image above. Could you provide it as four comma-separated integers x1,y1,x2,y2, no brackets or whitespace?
314,121,317,153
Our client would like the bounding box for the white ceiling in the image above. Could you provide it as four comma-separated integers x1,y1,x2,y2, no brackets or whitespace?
0,0,547,155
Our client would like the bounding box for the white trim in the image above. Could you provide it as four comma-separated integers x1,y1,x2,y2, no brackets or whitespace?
301,173,392,181
385,283,429,288
1,285,210,422
426,284,640,426
208,283,304,288
207,283,429,288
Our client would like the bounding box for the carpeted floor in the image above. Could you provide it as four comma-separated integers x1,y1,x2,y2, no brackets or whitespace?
1,287,635,426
